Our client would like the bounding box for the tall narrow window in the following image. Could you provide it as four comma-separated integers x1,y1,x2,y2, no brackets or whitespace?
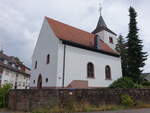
34,61,37,69
46,54,50,64
87,62,95,78
105,65,111,80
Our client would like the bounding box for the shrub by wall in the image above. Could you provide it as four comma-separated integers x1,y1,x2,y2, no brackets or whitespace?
0,84,12,108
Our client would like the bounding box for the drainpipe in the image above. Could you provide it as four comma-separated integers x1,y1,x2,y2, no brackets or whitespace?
62,44,66,88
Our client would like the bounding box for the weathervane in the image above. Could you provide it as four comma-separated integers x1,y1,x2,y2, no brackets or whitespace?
99,3,103,16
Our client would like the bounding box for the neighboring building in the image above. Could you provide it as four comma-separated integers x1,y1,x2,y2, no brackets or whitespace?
30,13,122,89
142,73,150,81
0,51,30,89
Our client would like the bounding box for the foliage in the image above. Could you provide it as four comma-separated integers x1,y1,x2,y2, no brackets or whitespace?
126,7,147,83
121,94,135,107
109,77,136,88
142,81,150,87
133,83,144,88
0,83,12,108
116,35,128,77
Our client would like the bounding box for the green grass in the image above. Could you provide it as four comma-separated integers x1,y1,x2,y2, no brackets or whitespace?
31,102,150,113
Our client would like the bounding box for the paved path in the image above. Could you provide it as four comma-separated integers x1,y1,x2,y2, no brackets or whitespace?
0,108,150,113
81,108,150,113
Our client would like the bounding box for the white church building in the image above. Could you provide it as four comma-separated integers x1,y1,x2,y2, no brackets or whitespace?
30,13,122,89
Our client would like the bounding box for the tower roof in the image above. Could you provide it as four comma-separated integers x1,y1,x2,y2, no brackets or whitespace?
97,16,107,28
92,15,117,36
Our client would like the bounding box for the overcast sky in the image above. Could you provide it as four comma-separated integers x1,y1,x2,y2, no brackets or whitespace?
0,0,150,72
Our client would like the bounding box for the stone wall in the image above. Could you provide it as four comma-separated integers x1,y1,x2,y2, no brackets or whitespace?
8,88,150,111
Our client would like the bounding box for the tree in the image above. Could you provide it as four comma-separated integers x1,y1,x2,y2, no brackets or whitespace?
127,7,147,83
116,35,128,77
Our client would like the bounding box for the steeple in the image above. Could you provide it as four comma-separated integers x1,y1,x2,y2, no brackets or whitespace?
96,15,107,28
92,4,116,36
97,3,107,28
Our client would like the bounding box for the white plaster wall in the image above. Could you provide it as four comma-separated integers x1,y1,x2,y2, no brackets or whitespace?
1,69,30,89
30,18,59,87
56,42,65,87
57,44,122,87
97,30,117,50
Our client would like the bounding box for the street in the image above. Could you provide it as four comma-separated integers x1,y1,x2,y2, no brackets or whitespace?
81,108,150,113
1,108,150,113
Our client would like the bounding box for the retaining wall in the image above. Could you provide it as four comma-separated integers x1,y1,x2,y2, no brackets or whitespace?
8,88,150,111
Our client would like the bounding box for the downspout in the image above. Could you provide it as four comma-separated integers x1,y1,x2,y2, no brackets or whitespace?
62,44,66,88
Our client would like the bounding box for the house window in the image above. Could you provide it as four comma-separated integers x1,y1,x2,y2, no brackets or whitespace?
87,62,95,78
34,61,37,69
46,54,50,64
105,65,111,80
109,37,113,44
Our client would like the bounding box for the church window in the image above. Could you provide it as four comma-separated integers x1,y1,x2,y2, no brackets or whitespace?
87,62,95,78
109,37,113,44
105,65,111,80
34,61,37,69
46,54,50,64
33,80,35,84
46,78,48,83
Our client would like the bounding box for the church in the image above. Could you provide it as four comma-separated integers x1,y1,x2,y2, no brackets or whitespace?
30,12,122,88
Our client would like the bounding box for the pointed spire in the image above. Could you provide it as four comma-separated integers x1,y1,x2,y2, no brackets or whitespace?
97,3,107,28
92,3,116,35
96,16,107,28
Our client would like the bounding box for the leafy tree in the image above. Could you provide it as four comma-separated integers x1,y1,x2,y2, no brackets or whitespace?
126,7,147,83
116,35,128,77
0,83,12,108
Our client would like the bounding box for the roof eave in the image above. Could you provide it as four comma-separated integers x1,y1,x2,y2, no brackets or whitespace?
60,39,120,57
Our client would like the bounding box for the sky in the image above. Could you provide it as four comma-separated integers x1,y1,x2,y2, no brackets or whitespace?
0,0,150,72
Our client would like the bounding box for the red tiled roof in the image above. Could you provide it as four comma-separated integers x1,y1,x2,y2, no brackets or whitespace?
46,17,118,55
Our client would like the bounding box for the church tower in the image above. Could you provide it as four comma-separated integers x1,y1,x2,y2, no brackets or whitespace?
92,6,117,50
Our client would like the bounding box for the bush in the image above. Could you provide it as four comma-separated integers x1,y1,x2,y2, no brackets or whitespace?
109,77,136,88
121,94,135,107
0,83,12,108
142,81,150,87
134,84,144,88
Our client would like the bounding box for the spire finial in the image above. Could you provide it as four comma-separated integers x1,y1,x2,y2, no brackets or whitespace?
99,3,103,16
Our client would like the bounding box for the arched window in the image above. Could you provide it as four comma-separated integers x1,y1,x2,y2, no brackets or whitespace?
34,61,37,69
87,62,95,78
105,65,111,80
37,74,42,89
46,54,50,64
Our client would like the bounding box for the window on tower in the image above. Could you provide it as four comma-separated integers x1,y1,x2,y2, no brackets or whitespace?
109,37,113,44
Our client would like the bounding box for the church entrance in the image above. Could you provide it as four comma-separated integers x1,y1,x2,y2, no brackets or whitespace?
37,74,42,89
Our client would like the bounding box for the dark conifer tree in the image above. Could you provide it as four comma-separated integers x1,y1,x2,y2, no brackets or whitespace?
127,7,147,83
116,35,128,77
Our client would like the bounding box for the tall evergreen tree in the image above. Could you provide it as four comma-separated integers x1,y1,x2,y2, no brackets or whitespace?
127,7,147,83
116,35,128,77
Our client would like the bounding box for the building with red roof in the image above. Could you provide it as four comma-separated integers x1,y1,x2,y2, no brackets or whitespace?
30,13,122,89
